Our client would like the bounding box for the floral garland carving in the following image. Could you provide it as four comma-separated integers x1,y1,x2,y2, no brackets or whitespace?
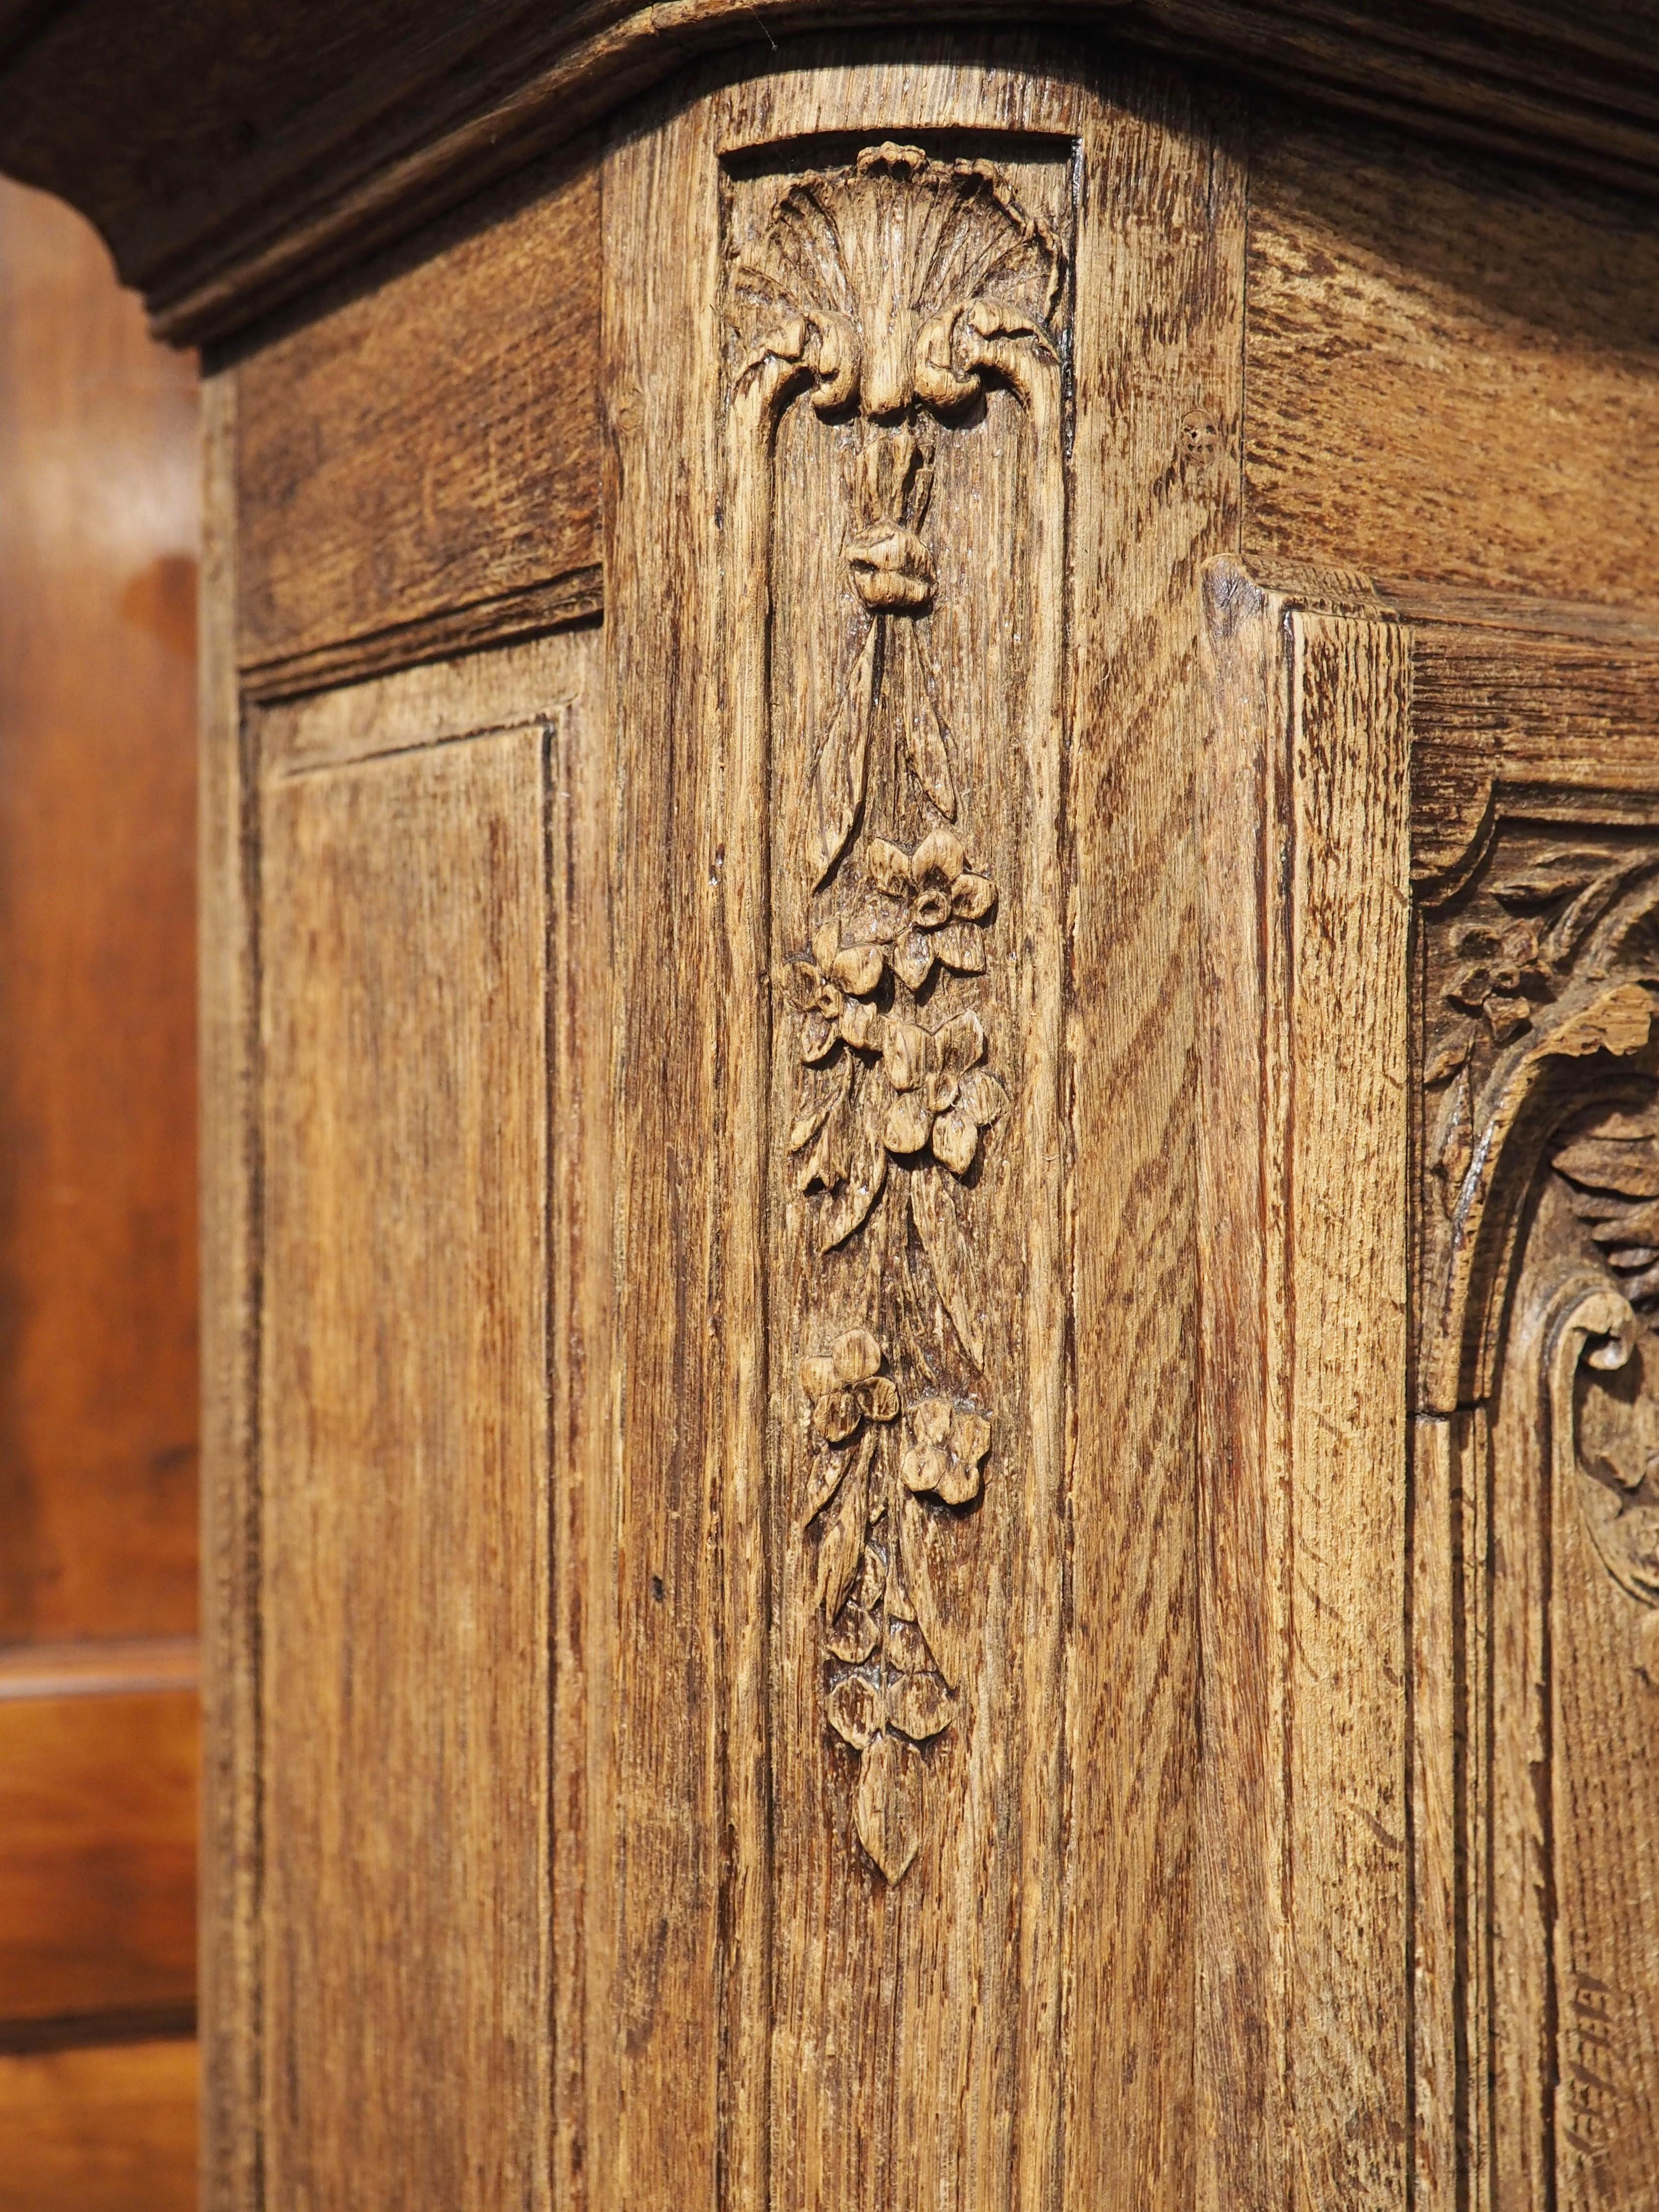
730,145,1064,1880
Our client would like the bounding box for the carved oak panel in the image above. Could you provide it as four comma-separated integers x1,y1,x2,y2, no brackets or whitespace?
1414,697,1659,2210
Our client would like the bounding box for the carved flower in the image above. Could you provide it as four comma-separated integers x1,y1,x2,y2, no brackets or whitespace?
800,1328,900,1443
1445,919,1548,1045
787,920,885,1062
867,829,995,990
880,1008,1006,1174
900,1397,991,1506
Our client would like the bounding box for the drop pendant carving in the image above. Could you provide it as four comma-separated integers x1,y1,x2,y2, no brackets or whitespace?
727,142,1067,1880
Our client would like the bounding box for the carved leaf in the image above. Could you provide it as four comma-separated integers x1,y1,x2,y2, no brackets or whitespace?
854,1731,925,1882
816,1072,889,1250
899,1493,960,1691
1492,848,1604,907
826,1672,882,1749
815,1428,872,1621
800,1445,848,1526
931,923,987,976
825,1601,879,1664
886,1671,954,1743
1431,1061,1475,1216
796,1057,854,1193
808,621,881,888
895,620,956,819
910,1164,985,1366
1424,1030,1472,1088
1556,1295,1659,1612
1555,1106,1659,1305
885,1618,935,1673
1555,1112,1659,1199
788,1072,838,1153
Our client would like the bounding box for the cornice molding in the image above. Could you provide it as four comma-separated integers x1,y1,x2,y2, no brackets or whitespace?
2,0,1657,345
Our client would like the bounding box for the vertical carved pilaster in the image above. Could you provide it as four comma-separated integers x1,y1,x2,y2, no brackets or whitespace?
725,143,1068,1879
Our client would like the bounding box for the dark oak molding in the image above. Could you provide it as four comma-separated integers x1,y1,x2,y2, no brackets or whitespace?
0,0,1657,344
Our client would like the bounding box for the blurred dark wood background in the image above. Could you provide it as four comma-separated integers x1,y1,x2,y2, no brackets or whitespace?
0,174,199,2210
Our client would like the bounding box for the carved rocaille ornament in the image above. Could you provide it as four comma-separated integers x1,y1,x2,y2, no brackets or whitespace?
727,143,1067,1880
1422,829,1659,1659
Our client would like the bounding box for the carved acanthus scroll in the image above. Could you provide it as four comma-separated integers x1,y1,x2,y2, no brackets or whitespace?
1422,829,1659,1614
1548,1280,1659,1678
726,144,1067,1879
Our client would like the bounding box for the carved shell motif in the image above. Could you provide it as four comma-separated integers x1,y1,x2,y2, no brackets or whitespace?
733,141,1065,422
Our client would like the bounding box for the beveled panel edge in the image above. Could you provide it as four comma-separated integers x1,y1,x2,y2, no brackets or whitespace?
240,565,604,707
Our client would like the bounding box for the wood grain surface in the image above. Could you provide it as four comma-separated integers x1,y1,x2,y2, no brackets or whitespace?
184,23,1659,2212
1062,65,1242,2212
198,362,258,2212
595,41,1246,2212
1245,110,1659,612
237,152,600,691
5,0,1659,346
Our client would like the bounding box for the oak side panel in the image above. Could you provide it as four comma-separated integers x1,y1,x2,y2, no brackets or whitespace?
0,2039,197,2212
237,154,600,681
1245,111,1659,609
0,174,199,1645
258,712,558,2210
0,1681,197,2033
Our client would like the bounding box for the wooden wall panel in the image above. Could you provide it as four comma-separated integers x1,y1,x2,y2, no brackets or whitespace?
236,156,601,694
0,2040,197,2212
1245,111,1659,610
256,632,596,2210
0,175,198,1646
0,1658,197,2035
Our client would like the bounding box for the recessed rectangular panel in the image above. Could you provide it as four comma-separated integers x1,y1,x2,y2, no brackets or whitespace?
259,712,554,2210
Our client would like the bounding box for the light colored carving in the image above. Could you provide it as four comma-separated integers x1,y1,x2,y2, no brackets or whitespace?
1418,835,1659,1413
727,143,1065,1878
1548,1281,1659,1674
